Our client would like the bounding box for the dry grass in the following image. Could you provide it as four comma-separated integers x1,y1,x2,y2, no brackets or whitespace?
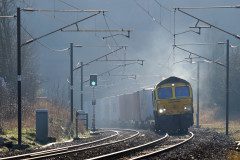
0,97,90,151
0,98,85,143
227,150,240,160
1,128,38,148
197,106,240,140
24,98,71,140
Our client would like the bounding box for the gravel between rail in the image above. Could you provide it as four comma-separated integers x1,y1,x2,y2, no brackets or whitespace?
49,128,236,160
50,130,163,160
0,128,237,160
149,128,236,160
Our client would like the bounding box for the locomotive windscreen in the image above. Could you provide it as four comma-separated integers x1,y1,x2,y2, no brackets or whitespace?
175,86,190,98
158,87,172,99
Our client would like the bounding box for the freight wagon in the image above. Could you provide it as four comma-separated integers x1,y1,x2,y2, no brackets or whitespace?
85,89,154,128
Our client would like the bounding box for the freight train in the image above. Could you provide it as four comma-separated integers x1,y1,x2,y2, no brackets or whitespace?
85,76,193,133
152,76,194,133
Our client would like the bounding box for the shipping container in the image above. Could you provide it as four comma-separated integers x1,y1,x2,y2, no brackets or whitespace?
139,89,154,121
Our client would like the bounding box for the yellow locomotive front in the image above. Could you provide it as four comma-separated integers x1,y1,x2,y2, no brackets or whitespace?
152,76,194,133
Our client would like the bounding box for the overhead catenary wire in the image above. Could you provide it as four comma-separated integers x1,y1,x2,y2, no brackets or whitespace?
176,5,240,10
62,29,131,32
26,4,70,25
21,25,69,52
177,8,240,40
22,3,68,24
174,29,200,36
153,0,173,12
103,12,119,46
21,12,102,46
175,43,225,46
175,46,226,67
31,0,85,26
21,8,107,13
132,0,175,74
134,0,173,35
171,7,176,68
176,48,240,76
57,0,80,10
74,45,127,48
55,0,120,41
102,12,132,74
173,7,240,75
83,62,140,83
175,42,238,63
104,14,123,28
53,0,128,51
73,46,125,71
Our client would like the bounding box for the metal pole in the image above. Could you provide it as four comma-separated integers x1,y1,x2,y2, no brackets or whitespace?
75,111,79,139
17,7,22,146
196,62,200,128
81,62,83,110
92,104,96,132
92,87,96,132
70,43,73,123
86,114,88,130
226,39,229,135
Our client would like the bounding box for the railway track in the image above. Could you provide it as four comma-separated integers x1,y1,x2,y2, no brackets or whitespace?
1,129,192,160
89,132,194,160
0,130,119,160
0,129,139,160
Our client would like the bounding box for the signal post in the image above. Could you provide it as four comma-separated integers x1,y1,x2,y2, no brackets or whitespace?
90,74,97,132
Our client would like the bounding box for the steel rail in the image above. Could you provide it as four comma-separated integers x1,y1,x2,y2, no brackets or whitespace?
87,133,169,160
131,132,194,160
0,130,119,160
24,129,140,160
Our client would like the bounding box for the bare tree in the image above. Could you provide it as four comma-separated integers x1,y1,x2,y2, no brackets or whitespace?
204,30,240,118
0,1,39,130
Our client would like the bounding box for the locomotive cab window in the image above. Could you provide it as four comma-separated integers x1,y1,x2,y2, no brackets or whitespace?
158,87,172,99
175,86,190,98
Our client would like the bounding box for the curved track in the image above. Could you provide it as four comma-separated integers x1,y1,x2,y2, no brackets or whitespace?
0,130,119,160
0,129,139,160
131,132,194,160
88,132,194,160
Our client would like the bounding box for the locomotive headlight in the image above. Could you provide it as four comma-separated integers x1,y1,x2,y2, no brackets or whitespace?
159,108,166,114
184,106,192,111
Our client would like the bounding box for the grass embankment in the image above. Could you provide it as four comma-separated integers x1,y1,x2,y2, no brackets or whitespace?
198,107,240,140
0,99,87,152
0,128,37,152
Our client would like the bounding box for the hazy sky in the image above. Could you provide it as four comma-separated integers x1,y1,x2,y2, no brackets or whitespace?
18,0,240,106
